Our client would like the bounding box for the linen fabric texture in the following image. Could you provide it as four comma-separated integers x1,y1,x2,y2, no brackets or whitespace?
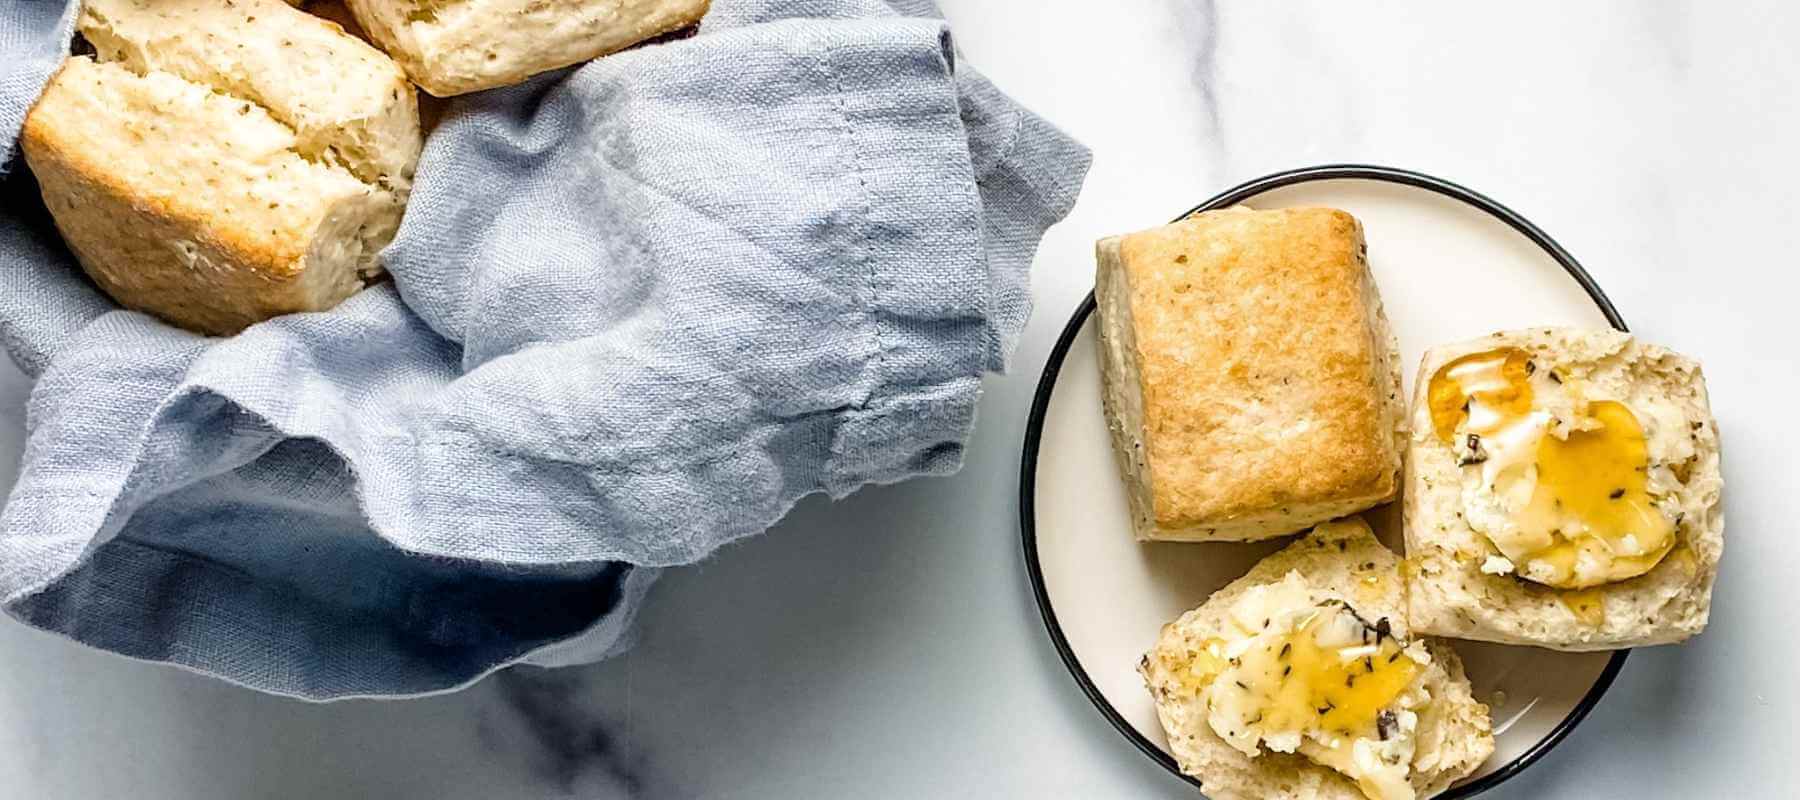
0,0,1089,698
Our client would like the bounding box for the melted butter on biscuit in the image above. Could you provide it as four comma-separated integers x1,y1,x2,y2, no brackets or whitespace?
1428,348,1535,440
1427,348,1676,591
1160,573,1430,800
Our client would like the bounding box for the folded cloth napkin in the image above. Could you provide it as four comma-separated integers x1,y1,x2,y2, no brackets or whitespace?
0,0,1088,698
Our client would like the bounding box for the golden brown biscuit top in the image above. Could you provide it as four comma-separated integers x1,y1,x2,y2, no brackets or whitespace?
1118,207,1393,527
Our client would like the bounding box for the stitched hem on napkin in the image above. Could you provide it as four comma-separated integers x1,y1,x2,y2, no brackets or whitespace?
353,19,1002,567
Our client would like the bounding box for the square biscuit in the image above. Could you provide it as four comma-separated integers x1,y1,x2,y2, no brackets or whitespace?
1095,207,1405,542
1403,328,1724,650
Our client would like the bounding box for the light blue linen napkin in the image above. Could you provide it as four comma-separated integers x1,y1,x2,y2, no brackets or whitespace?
0,0,1089,698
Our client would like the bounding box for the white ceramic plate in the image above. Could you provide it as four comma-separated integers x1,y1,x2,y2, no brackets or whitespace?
1021,166,1627,797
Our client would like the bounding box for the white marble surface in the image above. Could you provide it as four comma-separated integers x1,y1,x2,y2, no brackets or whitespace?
3,1,1798,797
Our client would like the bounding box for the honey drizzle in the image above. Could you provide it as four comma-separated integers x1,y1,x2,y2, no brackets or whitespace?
1426,349,1676,589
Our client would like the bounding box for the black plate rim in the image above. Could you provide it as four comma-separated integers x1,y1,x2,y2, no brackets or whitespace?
1018,163,1631,797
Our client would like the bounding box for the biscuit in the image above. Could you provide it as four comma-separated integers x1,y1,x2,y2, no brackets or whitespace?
1096,207,1405,542
1403,328,1723,650
1141,519,1494,799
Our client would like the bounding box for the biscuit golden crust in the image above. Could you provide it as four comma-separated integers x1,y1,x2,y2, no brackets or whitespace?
1402,328,1723,650
1097,207,1404,542
345,0,711,97
18,0,421,336
22,59,387,335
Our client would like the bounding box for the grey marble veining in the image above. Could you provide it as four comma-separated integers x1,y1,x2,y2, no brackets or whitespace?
1172,0,1226,168
479,670,646,797
2,1,1798,798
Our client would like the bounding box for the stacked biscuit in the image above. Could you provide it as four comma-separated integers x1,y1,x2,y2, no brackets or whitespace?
1098,208,1723,799
21,0,710,335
